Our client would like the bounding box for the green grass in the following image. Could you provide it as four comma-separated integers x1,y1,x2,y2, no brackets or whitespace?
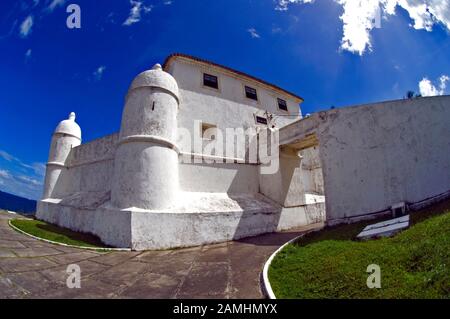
10,219,110,249
269,200,450,299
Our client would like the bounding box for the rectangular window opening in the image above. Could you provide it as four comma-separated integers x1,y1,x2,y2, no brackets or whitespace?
278,98,288,111
245,86,258,101
203,73,218,89
255,116,268,125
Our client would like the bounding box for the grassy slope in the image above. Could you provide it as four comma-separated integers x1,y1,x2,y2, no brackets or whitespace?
269,200,450,299
10,219,109,248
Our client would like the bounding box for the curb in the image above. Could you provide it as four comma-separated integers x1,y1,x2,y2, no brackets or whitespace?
261,227,323,299
8,219,131,252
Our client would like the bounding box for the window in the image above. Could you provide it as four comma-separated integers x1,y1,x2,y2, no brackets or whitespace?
278,98,288,111
245,86,258,101
201,122,217,140
203,73,218,89
255,116,268,125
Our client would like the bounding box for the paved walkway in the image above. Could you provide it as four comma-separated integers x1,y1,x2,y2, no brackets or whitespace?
0,211,321,299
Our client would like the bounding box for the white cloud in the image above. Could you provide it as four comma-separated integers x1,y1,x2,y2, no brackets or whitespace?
0,169,11,179
17,175,43,186
336,0,384,55
25,48,32,59
276,0,315,11
164,0,173,5
0,150,15,162
0,172,43,200
276,0,450,55
247,27,261,38
31,162,46,177
0,150,45,200
397,0,450,31
20,15,33,38
46,0,66,12
0,149,45,177
272,26,283,34
93,66,106,81
419,74,449,96
123,0,153,26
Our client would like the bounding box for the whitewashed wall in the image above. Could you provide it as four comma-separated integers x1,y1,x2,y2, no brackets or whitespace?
50,133,118,198
59,132,261,197
167,59,302,155
179,162,259,194
280,95,450,222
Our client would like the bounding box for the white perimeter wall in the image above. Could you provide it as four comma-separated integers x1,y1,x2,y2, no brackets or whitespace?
52,133,119,198
281,96,450,222
59,133,261,197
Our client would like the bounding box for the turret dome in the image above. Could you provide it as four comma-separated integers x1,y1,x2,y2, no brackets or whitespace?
54,112,81,140
128,64,179,101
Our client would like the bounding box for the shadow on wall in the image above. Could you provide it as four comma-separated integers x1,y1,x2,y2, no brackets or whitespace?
208,152,325,242
179,161,259,194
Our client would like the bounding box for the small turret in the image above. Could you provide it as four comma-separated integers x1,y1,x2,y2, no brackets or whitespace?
42,112,81,199
111,64,180,210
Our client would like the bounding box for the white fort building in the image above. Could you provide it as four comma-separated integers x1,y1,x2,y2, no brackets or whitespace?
37,54,450,250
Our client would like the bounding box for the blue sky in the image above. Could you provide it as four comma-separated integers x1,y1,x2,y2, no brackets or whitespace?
0,0,449,199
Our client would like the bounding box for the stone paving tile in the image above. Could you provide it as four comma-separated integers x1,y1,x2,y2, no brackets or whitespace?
135,251,196,278
228,244,267,270
46,251,100,264
76,260,110,277
171,247,202,261
11,247,64,257
0,235,28,242
177,262,229,298
20,240,57,249
0,239,27,249
92,261,149,287
0,275,28,298
133,249,173,263
0,248,16,258
40,264,73,285
38,279,119,299
5,271,60,294
0,233,9,240
89,251,141,266
48,245,106,254
198,245,229,263
0,256,58,273
0,231,9,237
228,270,262,299
39,260,108,286
119,273,181,299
